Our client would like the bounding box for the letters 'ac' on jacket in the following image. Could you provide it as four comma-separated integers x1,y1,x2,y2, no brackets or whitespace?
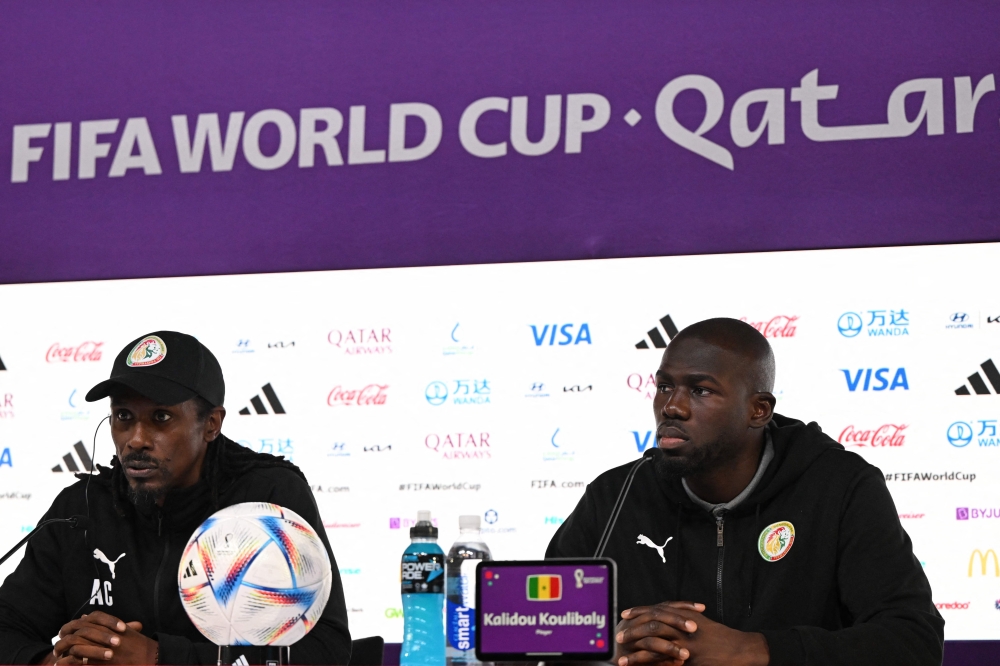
0,437,352,665
546,414,944,666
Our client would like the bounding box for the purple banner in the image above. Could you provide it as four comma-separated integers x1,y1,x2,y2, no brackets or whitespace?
2,1,999,284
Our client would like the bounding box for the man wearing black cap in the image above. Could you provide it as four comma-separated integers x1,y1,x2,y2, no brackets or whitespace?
0,332,353,665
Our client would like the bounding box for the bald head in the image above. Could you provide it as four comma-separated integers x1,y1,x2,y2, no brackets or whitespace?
669,318,775,393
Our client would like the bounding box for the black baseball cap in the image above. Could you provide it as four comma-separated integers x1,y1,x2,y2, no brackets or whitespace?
85,331,225,407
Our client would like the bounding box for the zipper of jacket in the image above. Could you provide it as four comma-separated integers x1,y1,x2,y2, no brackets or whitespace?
715,512,725,623
153,514,168,631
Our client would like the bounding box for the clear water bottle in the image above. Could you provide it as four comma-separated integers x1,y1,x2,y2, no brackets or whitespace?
446,515,492,666
401,510,445,666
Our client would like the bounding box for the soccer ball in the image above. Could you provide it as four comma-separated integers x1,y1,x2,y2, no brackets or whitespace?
177,502,332,646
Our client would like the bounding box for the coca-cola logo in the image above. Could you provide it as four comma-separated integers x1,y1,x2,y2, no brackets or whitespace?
839,424,907,447
327,384,388,407
46,342,104,363
739,316,798,338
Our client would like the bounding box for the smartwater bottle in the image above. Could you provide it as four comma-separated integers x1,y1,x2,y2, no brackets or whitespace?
446,515,493,666
401,510,445,666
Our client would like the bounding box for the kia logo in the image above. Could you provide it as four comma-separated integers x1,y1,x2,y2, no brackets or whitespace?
837,312,863,338
948,421,973,448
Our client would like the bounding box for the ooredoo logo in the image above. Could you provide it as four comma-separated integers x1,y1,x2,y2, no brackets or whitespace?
46,342,103,363
327,384,388,407
838,424,906,448
935,601,970,610
739,315,798,338
425,432,491,459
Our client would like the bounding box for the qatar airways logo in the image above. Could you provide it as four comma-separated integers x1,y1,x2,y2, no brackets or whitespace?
327,328,392,355
424,432,491,460
626,373,656,400
838,424,907,448
46,342,104,363
739,316,798,338
327,384,388,407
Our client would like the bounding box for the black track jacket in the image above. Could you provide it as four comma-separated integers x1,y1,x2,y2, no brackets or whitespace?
546,414,943,666
0,438,351,665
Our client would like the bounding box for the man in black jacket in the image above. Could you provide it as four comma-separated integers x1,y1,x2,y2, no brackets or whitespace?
546,318,942,666
0,331,352,665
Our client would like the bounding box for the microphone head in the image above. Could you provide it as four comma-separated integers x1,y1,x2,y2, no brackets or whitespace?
642,445,662,459
69,515,90,529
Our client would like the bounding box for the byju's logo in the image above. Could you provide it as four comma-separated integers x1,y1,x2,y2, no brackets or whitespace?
327,384,388,407
631,431,655,453
530,323,592,346
424,432,491,460
954,359,1000,395
946,313,975,330
957,507,1000,520
837,310,909,338
841,368,909,391
327,328,392,355
425,380,491,406
838,424,907,447
237,383,286,415
636,314,679,349
739,315,798,338
947,420,999,447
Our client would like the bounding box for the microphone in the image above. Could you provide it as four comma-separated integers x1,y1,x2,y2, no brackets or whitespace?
594,447,661,557
0,515,90,567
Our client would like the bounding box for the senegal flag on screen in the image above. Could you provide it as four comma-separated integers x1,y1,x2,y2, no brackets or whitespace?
526,574,562,601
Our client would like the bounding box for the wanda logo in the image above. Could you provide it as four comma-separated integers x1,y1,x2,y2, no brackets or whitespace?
839,424,907,447
327,384,388,407
739,316,798,338
46,342,104,363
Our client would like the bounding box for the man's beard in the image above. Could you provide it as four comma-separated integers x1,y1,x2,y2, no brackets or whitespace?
120,451,171,506
653,437,738,481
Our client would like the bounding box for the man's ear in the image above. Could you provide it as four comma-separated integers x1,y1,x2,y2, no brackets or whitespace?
204,406,226,442
750,392,776,428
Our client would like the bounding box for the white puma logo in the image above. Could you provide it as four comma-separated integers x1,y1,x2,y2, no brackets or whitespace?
636,534,673,563
93,549,126,579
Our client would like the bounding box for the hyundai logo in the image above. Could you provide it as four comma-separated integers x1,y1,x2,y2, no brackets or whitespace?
837,312,863,338
424,381,448,406
947,421,973,448
951,312,969,323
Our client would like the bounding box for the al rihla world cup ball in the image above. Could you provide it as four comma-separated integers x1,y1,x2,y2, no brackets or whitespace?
177,502,332,646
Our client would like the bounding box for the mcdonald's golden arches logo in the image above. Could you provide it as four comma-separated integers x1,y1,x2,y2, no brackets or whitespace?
968,549,1000,577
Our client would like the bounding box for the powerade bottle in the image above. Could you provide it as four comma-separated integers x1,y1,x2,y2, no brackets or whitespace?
401,510,445,666
446,515,492,666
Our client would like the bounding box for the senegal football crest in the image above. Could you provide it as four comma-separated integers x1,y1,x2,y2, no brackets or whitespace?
758,521,795,562
126,336,167,367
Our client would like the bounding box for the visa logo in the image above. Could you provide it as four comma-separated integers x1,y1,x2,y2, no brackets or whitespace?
841,368,909,391
530,324,592,346
631,431,655,452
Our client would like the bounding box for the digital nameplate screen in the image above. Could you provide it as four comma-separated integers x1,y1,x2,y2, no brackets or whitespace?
476,559,616,662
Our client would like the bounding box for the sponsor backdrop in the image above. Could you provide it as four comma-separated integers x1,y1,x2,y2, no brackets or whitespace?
1,243,999,644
